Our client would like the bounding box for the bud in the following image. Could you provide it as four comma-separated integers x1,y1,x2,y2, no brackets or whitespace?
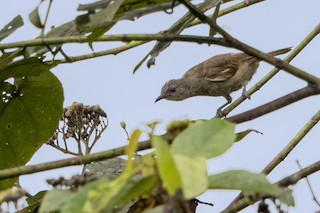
120,121,126,129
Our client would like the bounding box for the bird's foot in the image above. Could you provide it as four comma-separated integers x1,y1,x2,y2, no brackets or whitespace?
242,91,251,100
216,108,226,118
242,85,251,100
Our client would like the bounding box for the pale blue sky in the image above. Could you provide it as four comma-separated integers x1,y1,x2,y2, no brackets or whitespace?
1,0,320,212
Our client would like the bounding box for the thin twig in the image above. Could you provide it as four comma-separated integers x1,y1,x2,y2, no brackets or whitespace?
296,160,320,207
40,0,53,37
262,109,320,174
57,41,147,64
47,143,79,156
190,0,266,27
226,85,320,123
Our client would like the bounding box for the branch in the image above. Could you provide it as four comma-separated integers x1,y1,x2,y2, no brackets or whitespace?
278,161,320,187
57,41,146,64
190,0,266,27
222,160,320,213
224,108,320,211
0,34,227,50
222,23,320,116
0,139,152,180
226,85,320,124
262,109,320,175
177,0,320,85
296,160,320,207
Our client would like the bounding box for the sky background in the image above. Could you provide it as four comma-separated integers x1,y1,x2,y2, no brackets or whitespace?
1,0,320,212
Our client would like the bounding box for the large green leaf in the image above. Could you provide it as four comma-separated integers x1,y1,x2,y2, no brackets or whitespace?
59,175,157,213
208,170,294,206
152,136,183,196
171,118,236,159
173,154,207,199
39,189,74,213
0,60,63,190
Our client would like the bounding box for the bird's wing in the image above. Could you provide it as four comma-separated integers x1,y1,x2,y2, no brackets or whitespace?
182,53,250,82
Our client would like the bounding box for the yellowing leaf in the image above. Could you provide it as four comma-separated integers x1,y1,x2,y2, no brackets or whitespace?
126,129,141,167
152,136,182,196
173,155,208,199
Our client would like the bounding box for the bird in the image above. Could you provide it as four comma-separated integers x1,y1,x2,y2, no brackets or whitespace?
155,47,291,117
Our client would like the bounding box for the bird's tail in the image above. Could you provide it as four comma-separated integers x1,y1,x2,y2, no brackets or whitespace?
267,47,292,56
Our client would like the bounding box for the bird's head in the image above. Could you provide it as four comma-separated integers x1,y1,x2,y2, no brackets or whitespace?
155,79,193,103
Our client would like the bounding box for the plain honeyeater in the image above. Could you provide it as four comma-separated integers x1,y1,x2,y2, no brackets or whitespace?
155,47,291,116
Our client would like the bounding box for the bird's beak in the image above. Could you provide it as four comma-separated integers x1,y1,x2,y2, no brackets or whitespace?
155,95,164,103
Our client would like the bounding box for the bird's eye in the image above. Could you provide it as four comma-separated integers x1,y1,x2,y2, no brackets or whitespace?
170,88,176,93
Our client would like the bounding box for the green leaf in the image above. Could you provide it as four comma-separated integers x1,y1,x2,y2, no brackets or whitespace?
105,175,158,207
62,175,157,213
126,129,142,167
29,6,43,29
0,57,49,82
0,50,24,70
26,190,46,205
39,189,73,213
16,191,47,213
0,15,23,42
143,205,164,213
173,155,207,199
78,0,125,45
60,179,108,213
16,190,45,213
0,61,63,190
208,170,294,206
171,118,236,159
152,136,182,196
235,129,263,142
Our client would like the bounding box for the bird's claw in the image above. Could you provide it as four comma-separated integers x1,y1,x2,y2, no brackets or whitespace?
242,91,251,100
216,108,226,118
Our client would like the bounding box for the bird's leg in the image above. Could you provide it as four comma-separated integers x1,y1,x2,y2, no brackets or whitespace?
216,95,232,118
241,85,251,100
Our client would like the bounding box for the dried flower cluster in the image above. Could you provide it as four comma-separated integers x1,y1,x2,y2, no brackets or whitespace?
46,173,99,191
47,102,108,156
0,188,26,212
